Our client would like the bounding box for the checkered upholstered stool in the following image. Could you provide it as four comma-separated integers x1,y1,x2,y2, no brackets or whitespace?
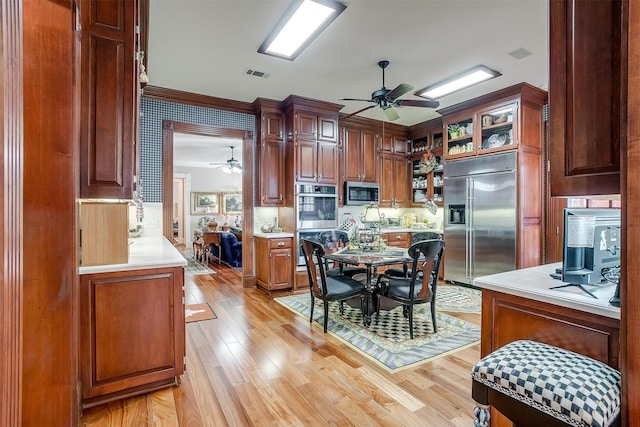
471,340,621,427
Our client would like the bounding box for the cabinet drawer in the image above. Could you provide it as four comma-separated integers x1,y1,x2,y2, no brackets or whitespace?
383,232,411,247
268,238,292,249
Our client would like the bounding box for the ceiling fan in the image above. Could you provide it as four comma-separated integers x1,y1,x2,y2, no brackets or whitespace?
340,60,439,121
210,146,242,174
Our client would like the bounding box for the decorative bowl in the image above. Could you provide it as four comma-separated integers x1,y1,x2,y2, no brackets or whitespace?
493,114,508,124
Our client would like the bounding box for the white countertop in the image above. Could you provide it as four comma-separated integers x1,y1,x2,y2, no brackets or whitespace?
473,263,620,319
79,235,187,275
381,227,443,234
253,231,295,238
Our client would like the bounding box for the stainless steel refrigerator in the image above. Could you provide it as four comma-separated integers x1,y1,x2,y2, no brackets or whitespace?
443,152,517,285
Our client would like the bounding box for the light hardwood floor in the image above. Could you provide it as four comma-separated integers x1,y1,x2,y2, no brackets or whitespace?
81,261,481,426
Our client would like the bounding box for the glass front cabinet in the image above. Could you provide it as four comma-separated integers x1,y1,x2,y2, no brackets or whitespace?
443,101,519,160
478,102,518,155
410,129,444,207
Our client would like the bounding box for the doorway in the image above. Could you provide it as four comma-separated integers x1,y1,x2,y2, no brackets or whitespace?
161,120,254,286
172,176,186,245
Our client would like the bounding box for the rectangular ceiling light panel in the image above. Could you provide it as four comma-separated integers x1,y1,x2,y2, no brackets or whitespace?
258,0,346,60
416,65,501,99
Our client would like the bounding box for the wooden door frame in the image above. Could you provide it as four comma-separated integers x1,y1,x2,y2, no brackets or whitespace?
162,120,254,286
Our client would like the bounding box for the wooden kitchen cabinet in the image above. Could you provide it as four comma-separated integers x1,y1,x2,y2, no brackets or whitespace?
254,99,285,206
481,289,620,369
439,84,545,162
409,118,445,207
80,265,185,409
380,131,409,154
79,0,138,199
255,236,293,292
382,232,411,248
341,123,378,183
549,0,625,196
284,96,342,186
410,148,444,207
379,153,410,208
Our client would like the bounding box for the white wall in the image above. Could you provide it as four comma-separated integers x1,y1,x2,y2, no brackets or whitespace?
175,165,242,244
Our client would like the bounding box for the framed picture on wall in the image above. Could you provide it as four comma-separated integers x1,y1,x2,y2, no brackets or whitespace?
191,192,220,215
222,193,242,215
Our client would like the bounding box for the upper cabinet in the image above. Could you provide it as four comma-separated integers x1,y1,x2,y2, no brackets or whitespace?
378,123,410,208
380,131,409,155
254,98,285,206
443,101,519,160
408,117,444,207
79,0,139,199
340,119,378,184
549,0,625,196
284,96,342,186
438,83,547,162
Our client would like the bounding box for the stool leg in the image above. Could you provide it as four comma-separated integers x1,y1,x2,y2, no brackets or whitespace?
473,402,490,427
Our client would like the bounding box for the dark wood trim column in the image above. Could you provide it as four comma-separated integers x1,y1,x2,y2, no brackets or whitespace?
161,121,255,287
622,1,638,424
1,0,24,425
22,0,79,425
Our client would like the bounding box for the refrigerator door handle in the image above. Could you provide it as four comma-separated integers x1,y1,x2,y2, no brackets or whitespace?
468,177,475,280
465,177,471,280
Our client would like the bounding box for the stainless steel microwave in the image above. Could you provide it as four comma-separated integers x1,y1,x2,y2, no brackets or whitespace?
345,181,380,205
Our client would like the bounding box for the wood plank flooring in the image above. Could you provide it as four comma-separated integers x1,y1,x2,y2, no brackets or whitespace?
81,261,481,426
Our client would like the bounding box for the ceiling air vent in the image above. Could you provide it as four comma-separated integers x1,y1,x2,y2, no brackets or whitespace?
508,48,533,60
244,69,270,79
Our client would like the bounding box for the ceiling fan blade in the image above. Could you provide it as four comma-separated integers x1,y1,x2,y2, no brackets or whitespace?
382,107,400,121
386,83,413,102
342,104,377,120
395,99,440,108
339,98,376,103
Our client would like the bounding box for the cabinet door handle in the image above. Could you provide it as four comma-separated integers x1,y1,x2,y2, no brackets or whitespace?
279,194,283,201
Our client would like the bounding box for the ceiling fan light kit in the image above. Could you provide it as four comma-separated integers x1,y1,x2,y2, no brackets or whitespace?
211,146,242,174
340,60,439,121
257,0,346,60
415,65,501,100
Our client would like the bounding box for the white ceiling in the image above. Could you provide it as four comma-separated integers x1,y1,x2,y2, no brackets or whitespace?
173,133,243,168
147,0,549,128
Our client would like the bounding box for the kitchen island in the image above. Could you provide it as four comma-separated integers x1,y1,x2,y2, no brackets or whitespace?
473,263,620,369
79,235,187,409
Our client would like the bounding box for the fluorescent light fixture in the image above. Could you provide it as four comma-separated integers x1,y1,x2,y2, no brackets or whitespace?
258,0,346,60
415,65,501,99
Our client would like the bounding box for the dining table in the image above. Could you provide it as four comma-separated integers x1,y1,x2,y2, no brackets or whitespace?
323,247,410,327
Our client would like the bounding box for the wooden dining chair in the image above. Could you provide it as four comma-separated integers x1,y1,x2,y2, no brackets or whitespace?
377,239,445,338
385,231,442,278
317,230,367,278
301,239,364,333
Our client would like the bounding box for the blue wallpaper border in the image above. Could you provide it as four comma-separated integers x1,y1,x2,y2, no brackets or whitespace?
140,97,256,203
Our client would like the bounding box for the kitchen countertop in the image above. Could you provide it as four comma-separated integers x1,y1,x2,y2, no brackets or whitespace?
473,262,620,319
380,227,443,234
253,231,295,238
79,235,187,275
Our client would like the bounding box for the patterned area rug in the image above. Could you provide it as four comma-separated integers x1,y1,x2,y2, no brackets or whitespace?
275,286,480,372
436,285,482,312
180,252,216,275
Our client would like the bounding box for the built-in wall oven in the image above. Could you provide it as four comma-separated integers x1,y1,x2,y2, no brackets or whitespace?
295,184,338,266
296,184,338,229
